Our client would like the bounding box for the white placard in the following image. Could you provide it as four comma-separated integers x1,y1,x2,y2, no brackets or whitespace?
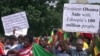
62,4,100,33
1,11,29,35
69,0,100,4
69,0,88,3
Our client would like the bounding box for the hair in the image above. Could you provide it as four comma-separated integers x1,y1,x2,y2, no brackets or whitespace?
24,35,33,43
18,35,24,39
8,35,17,41
76,38,84,44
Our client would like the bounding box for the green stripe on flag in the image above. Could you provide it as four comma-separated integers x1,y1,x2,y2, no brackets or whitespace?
48,36,52,44
94,36,100,56
33,43,54,56
64,32,68,40
96,36,100,51
48,30,54,44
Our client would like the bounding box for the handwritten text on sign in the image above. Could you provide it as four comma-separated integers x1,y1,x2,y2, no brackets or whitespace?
62,4,100,33
1,11,29,33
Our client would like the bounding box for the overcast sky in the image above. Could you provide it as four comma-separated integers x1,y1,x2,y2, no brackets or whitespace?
69,0,100,3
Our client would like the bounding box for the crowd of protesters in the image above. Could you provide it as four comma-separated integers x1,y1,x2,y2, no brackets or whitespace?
0,29,100,56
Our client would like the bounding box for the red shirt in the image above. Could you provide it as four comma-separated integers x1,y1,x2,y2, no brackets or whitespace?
19,45,33,56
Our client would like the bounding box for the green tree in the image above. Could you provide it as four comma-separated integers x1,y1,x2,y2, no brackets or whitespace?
0,0,68,36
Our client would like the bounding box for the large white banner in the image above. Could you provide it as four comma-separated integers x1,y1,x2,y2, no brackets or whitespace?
62,4,100,33
1,11,29,36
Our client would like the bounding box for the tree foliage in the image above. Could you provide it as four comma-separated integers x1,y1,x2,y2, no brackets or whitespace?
0,0,68,36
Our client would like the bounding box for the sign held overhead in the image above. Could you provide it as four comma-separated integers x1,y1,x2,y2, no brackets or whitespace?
62,4,100,33
1,11,29,36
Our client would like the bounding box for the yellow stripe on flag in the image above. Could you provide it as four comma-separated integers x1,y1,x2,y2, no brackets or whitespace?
94,46,99,56
76,32,80,37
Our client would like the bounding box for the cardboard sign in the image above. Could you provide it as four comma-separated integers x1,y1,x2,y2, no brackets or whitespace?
1,11,29,36
62,4,100,33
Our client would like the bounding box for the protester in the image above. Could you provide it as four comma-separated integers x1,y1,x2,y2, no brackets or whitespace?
5,35,18,55
0,37,5,56
65,37,95,56
17,35,24,45
0,29,99,56
48,32,70,56
6,35,33,56
18,35,33,56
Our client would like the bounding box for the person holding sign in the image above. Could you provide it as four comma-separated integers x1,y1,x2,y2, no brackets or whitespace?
65,34,95,56
7,35,33,56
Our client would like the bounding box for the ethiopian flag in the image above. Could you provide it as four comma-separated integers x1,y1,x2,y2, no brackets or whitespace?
48,30,54,44
19,43,54,56
94,36,100,56
33,43,54,56
63,32,69,40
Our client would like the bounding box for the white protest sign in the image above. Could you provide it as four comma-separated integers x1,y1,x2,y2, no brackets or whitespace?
69,0,88,4
62,4,100,33
69,0,100,4
1,11,29,36
76,0,88,3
